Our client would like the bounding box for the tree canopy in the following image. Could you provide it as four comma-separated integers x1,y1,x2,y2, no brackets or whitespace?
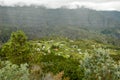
1,31,30,64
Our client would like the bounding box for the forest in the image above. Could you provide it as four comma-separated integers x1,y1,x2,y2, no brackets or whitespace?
0,6,120,46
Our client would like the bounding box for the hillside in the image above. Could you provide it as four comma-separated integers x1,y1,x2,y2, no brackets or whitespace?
0,31,120,80
0,1,120,80
0,6,120,46
0,6,120,29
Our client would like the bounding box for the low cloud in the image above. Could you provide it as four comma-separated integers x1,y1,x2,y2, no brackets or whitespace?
0,0,120,11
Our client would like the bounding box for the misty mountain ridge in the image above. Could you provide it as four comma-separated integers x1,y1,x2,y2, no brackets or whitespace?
0,6,120,45
0,6,120,29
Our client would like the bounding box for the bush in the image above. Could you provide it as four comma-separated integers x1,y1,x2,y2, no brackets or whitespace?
81,48,120,80
41,54,84,80
0,61,29,80
1,31,30,64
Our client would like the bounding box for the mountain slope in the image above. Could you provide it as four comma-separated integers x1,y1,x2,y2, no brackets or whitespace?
0,6,120,29
0,6,120,45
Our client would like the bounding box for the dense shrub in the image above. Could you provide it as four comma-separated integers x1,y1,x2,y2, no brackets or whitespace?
0,31,120,80
81,48,120,80
1,31,30,64
41,54,84,80
0,61,68,80
0,61,29,80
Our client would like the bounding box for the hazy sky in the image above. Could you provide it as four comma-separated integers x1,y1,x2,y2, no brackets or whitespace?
0,0,120,11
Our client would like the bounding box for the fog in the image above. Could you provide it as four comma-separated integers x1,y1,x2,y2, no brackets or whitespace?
0,0,120,11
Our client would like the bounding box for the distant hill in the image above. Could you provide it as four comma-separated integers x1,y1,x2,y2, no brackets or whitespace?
0,6,120,29
0,6,120,46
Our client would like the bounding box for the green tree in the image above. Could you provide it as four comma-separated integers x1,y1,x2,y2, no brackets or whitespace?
1,31,30,64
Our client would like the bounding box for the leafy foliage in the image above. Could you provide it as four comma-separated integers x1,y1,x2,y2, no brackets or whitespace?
1,31,30,64
0,61,29,80
41,54,83,80
81,48,120,80
0,31,120,80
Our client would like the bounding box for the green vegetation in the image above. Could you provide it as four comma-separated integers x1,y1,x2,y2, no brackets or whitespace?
1,31,30,64
0,61,29,80
0,6,120,80
0,6,120,47
82,49,120,80
0,31,120,80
